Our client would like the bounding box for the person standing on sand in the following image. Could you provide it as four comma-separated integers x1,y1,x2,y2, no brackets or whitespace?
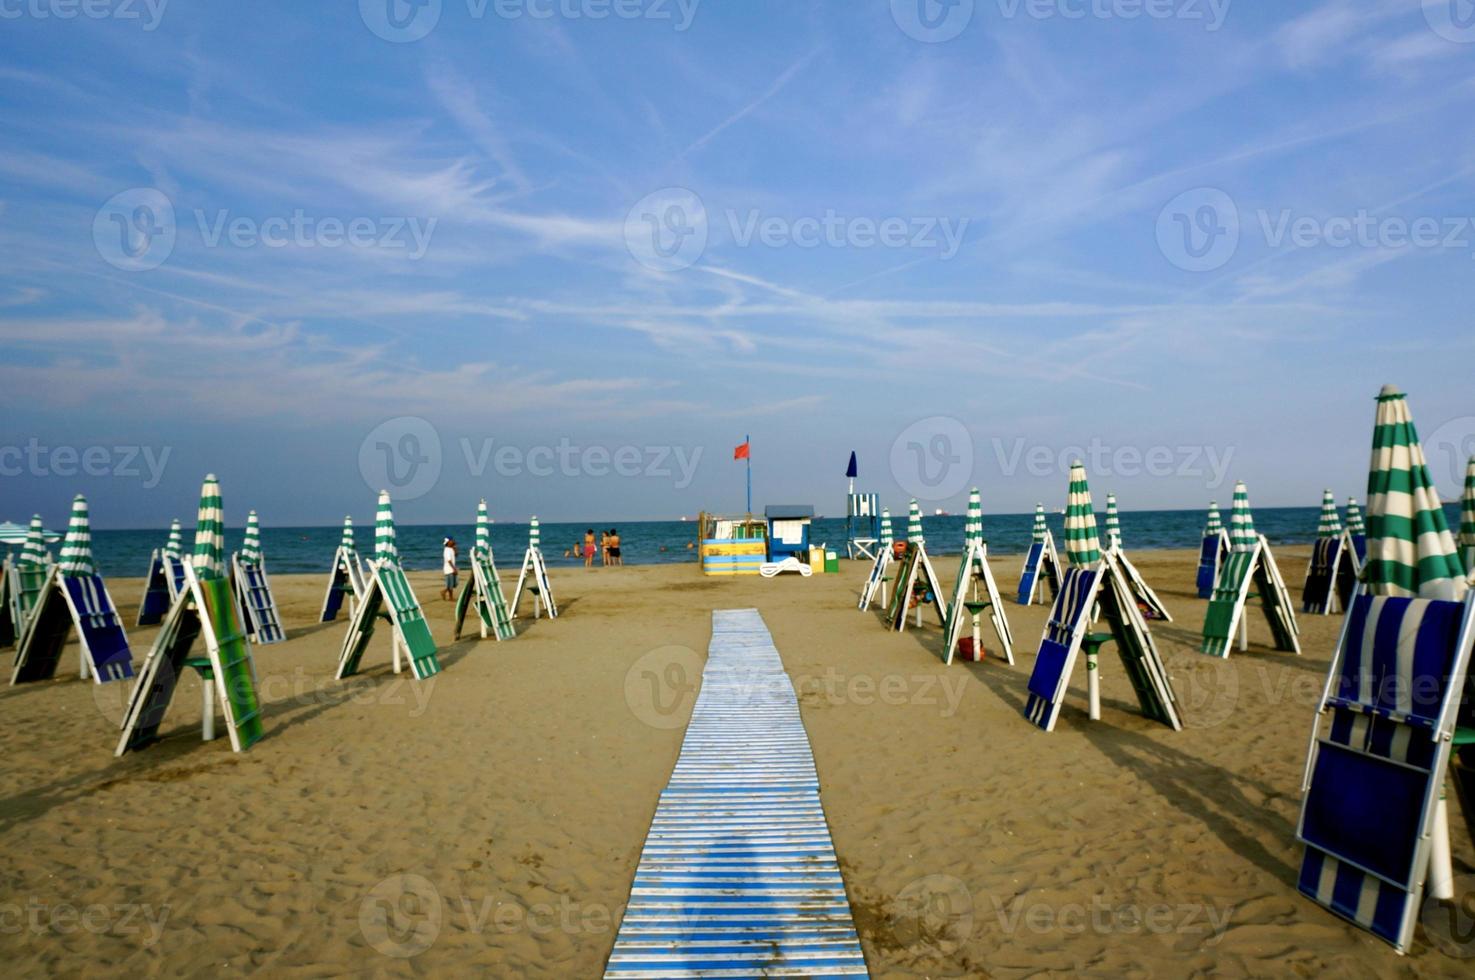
584,529,596,568
599,529,610,566
608,528,622,566
442,537,458,601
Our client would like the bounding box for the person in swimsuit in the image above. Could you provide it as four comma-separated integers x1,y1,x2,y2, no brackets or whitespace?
583,529,596,568
608,528,622,566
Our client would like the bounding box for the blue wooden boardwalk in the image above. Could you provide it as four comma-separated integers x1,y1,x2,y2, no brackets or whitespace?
604,608,868,978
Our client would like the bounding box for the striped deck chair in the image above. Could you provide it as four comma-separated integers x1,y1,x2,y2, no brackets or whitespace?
1301,534,1358,616
319,547,366,623
336,563,441,681
231,555,286,644
1112,547,1173,622
12,565,135,684
1024,564,1103,731
1297,592,1475,953
1098,553,1181,729
0,561,14,648
1195,531,1229,600
886,541,947,633
1201,537,1301,658
511,547,559,620
941,542,1014,665
857,545,892,612
8,560,50,634
117,564,264,754
454,554,515,642
1017,531,1062,607
137,550,175,626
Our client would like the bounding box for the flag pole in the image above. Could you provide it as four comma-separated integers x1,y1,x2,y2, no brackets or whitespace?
745,433,752,516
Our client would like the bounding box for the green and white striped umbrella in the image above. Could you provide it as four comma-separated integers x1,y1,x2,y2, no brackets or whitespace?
1346,497,1365,536
1204,501,1223,537
164,519,183,560
906,500,923,547
964,488,983,551
192,474,226,581
1461,456,1475,567
1104,493,1122,550
1031,504,1047,544
476,500,491,557
879,509,893,549
19,515,48,566
1316,489,1342,538
529,516,541,551
1364,385,1468,600
240,510,263,566
58,494,95,577
340,516,355,553
1064,462,1101,567
1228,482,1257,553
374,491,398,566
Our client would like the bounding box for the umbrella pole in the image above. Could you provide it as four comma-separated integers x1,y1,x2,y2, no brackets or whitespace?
1430,795,1455,901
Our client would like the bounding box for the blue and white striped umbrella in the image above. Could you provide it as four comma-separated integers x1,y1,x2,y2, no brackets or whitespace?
192,475,226,580
58,495,95,577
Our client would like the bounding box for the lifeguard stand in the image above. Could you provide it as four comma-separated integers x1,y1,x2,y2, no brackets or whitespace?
846,493,880,561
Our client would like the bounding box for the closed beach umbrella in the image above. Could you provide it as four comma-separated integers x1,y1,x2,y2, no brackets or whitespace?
240,510,262,566
879,509,893,549
58,494,95,577
20,515,48,566
1031,503,1047,544
374,491,398,566
340,516,355,553
1228,482,1257,553
529,516,541,551
164,519,183,559
192,474,226,581
1345,498,1365,536
1462,456,1475,570
1364,385,1468,600
1064,462,1102,567
1317,489,1342,538
476,500,491,557
1104,493,1122,550
1204,501,1223,537
907,500,923,547
965,488,983,551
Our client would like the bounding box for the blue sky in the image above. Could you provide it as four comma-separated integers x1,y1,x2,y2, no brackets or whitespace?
2,0,1474,529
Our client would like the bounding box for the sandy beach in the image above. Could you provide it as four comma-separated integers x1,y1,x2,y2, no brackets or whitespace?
1,547,1471,977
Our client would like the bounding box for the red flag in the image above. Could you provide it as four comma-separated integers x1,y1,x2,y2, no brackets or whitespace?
733,441,750,460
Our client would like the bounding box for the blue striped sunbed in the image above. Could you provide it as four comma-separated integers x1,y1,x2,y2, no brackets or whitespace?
1195,532,1228,600
11,566,135,684
604,609,868,978
233,556,286,644
1016,534,1061,607
1297,592,1475,953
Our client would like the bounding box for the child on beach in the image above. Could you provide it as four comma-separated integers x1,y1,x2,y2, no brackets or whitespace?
584,529,596,568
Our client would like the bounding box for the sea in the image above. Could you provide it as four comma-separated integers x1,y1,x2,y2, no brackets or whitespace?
35,505,1465,579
